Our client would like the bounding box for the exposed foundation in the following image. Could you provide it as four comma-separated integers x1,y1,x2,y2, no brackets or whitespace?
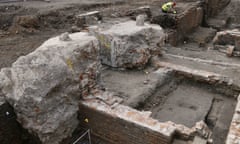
82,63,239,144
0,0,240,144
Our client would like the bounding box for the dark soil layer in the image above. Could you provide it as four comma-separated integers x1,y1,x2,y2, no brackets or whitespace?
0,102,41,144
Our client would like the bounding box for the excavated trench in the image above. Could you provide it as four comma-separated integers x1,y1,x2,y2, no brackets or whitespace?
136,78,236,144
102,68,238,144
0,0,240,144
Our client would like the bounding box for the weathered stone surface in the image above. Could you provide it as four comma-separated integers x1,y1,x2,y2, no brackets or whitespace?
136,15,145,26
0,32,100,144
213,29,240,51
92,20,165,68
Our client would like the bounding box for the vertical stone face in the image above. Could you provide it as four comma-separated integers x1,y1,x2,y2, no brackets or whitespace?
177,5,203,35
92,20,165,68
0,32,100,144
195,7,203,26
136,15,145,26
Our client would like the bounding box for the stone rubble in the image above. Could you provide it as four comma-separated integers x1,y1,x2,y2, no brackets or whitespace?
213,29,240,51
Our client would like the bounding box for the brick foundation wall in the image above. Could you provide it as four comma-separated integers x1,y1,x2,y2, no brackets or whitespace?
78,103,172,144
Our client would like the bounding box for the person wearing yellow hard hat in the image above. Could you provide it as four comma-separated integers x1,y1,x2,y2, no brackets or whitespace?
162,2,177,14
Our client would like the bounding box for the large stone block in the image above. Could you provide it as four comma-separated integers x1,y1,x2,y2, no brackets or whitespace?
0,32,100,144
92,20,165,68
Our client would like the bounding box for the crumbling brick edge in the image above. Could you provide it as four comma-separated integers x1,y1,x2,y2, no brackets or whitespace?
226,94,240,144
78,95,200,144
76,60,240,144
152,60,240,143
78,96,174,144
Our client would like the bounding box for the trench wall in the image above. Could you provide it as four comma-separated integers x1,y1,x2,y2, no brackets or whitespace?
167,3,203,45
78,102,173,144
207,0,230,16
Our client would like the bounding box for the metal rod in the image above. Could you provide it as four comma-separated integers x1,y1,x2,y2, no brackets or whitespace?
88,129,92,144
72,129,90,144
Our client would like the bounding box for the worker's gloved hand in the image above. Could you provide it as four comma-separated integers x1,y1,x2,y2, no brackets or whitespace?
173,11,177,14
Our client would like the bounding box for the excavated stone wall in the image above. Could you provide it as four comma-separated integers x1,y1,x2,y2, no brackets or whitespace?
153,2,204,46
172,3,203,45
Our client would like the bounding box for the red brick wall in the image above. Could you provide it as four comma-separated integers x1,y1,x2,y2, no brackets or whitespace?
78,103,172,144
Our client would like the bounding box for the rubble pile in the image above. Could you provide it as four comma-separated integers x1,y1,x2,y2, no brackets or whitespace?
213,29,240,56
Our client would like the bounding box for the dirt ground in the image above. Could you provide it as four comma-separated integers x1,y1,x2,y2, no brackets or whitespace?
0,0,154,69
1,0,240,144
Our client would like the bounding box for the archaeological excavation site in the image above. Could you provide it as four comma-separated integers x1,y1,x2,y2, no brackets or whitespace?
0,0,240,144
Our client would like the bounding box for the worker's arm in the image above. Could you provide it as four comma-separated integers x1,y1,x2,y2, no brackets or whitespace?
169,6,177,14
